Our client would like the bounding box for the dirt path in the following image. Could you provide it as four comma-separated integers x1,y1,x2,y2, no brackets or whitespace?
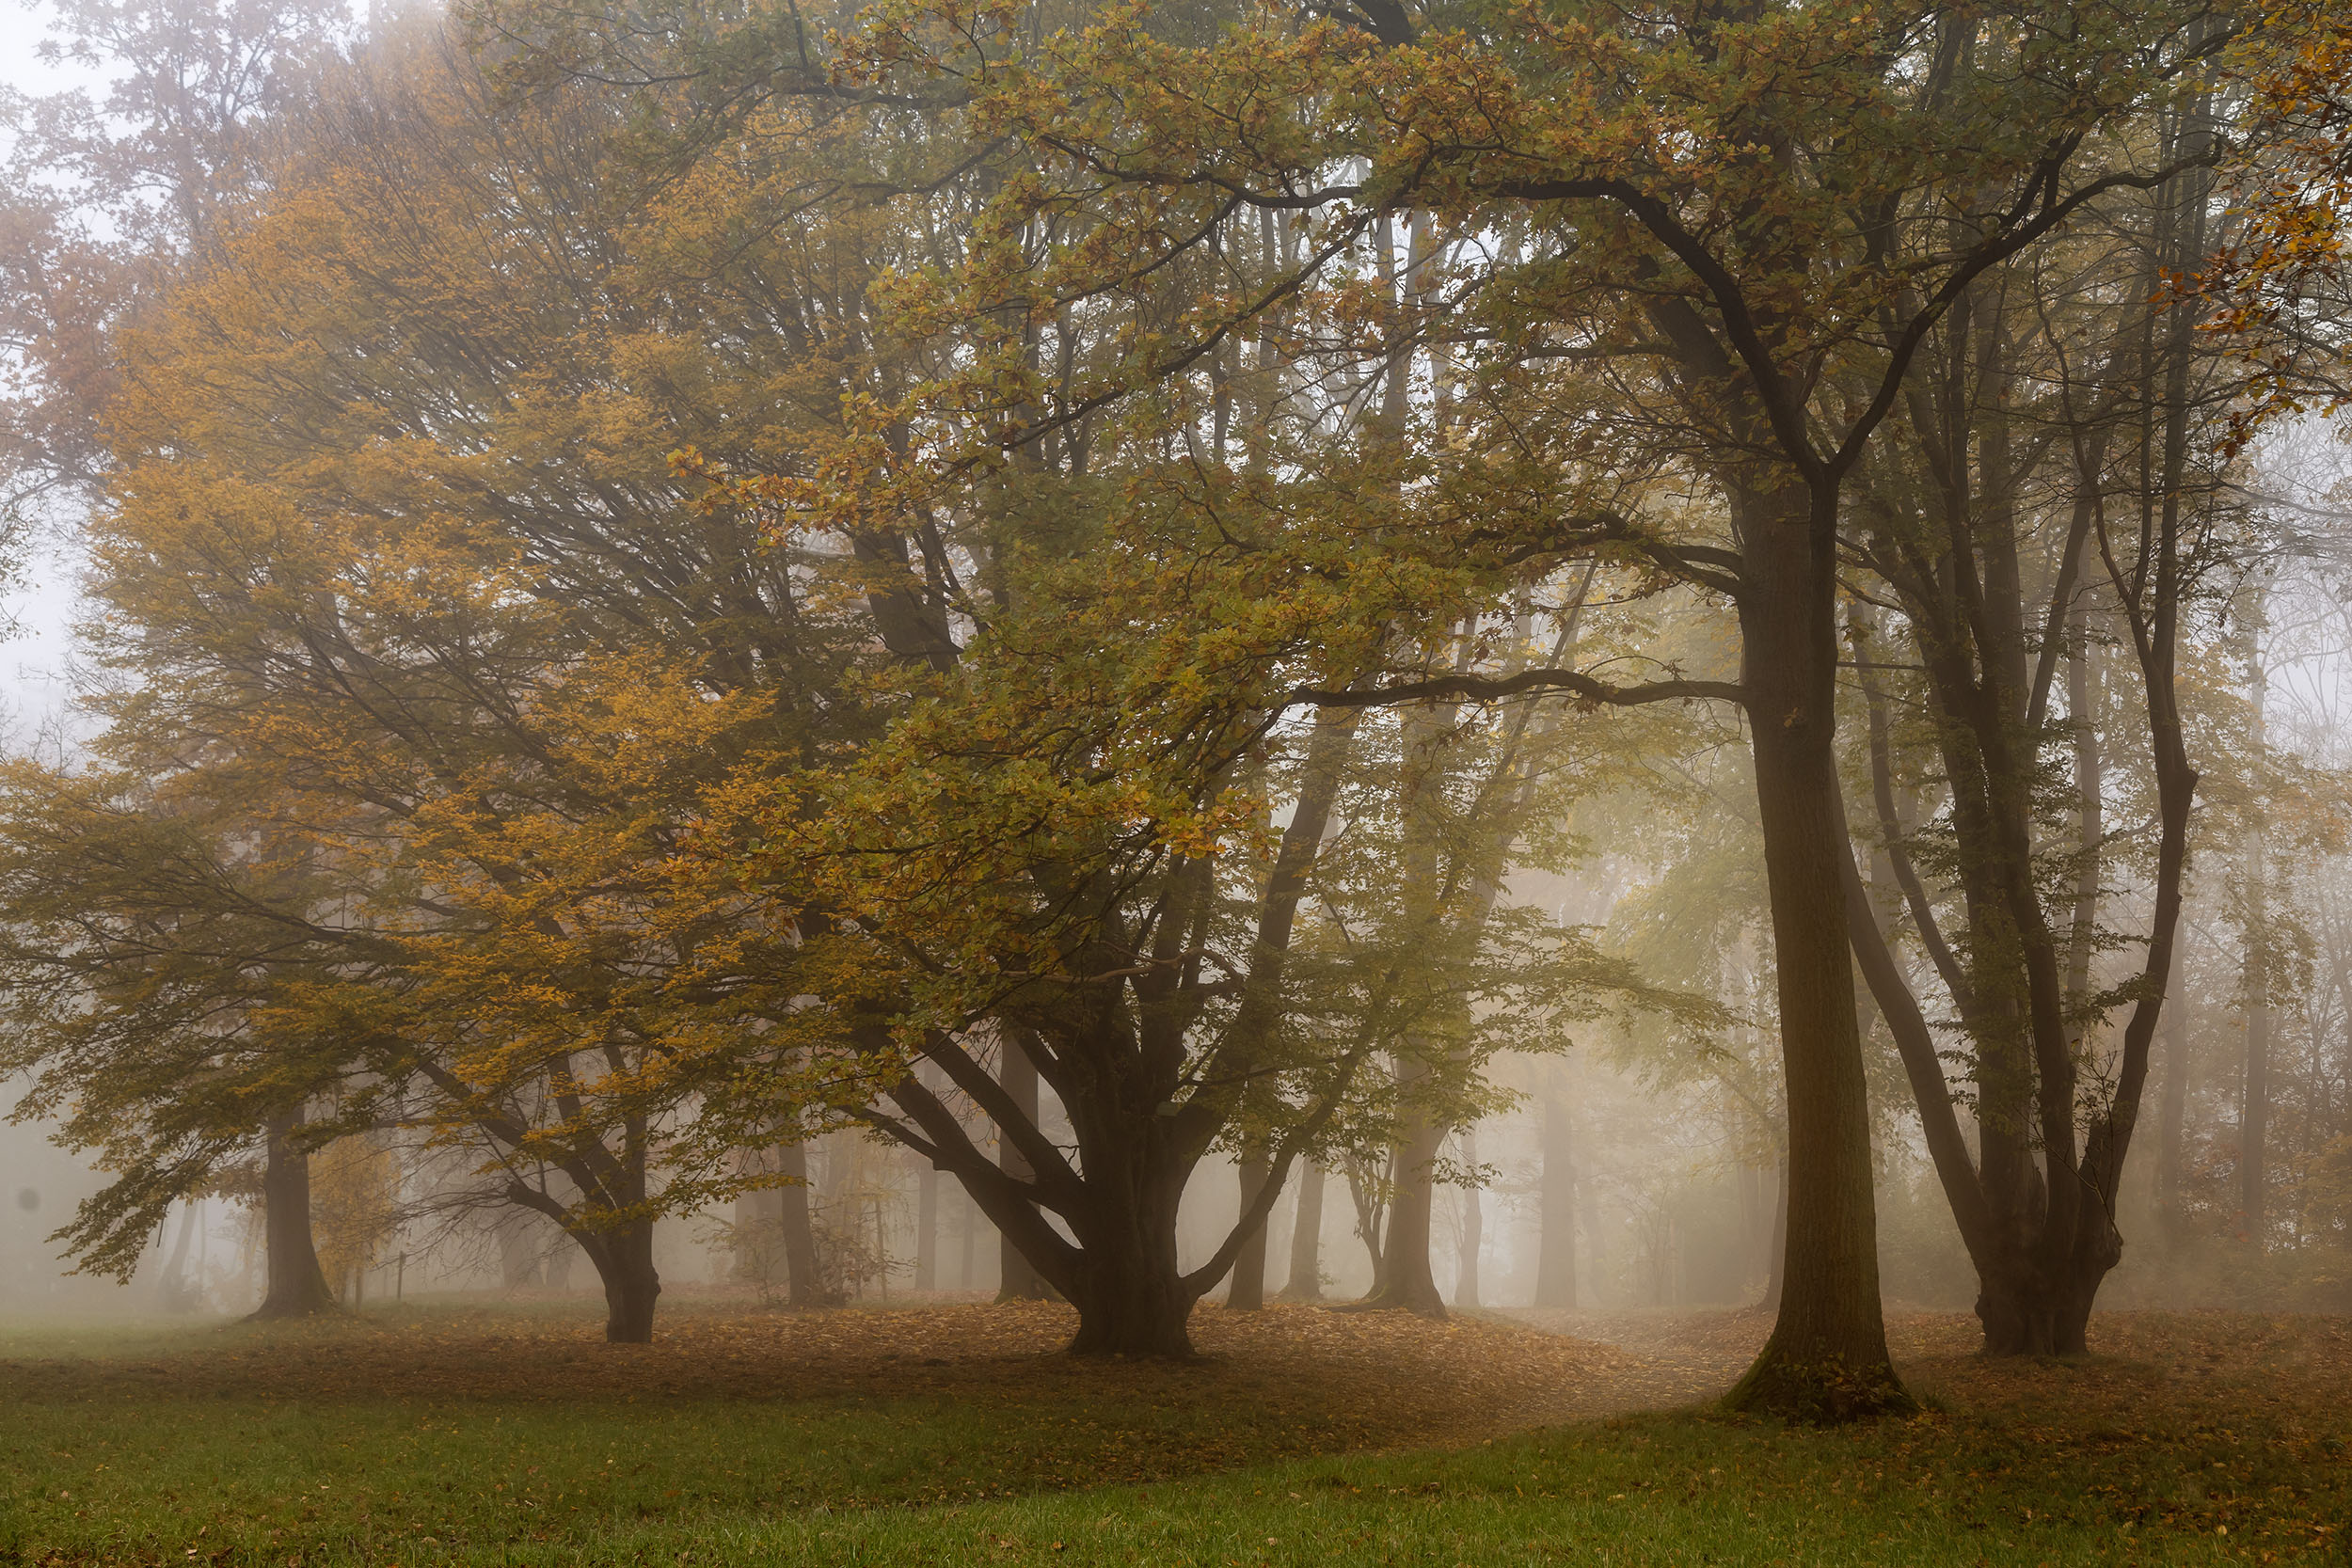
1499,1307,1773,1415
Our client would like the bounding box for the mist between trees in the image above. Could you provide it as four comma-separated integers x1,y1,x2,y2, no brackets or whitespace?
0,0,2348,1424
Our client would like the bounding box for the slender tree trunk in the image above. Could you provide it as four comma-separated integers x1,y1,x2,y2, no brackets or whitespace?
916,1163,939,1292
157,1200,199,1313
1348,1152,1390,1293
1226,1145,1274,1309
497,1209,546,1289
251,1112,335,1320
1454,1130,1483,1309
2158,997,2188,1247
2244,651,2270,1247
1723,482,1908,1418
777,1139,822,1307
997,1039,1052,1301
1279,1162,1326,1301
959,1183,977,1290
1535,1092,1578,1309
1764,1155,1788,1312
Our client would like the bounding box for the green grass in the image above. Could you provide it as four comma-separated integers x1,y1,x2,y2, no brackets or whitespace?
4,1307,2344,1566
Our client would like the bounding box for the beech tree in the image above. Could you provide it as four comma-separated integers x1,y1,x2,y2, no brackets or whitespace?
0,25,866,1341
804,0,2235,1416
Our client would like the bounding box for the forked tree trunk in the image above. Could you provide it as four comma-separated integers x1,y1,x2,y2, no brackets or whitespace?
252,1113,335,1320
1226,1146,1274,1309
1279,1162,1326,1301
1723,483,1908,1419
1356,1105,1447,1317
1534,1094,1577,1308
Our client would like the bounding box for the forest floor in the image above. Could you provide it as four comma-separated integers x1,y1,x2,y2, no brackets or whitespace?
3,1295,2347,1565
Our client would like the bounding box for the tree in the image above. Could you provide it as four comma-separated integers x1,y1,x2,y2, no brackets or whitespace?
0,23,868,1342
827,0,2232,1415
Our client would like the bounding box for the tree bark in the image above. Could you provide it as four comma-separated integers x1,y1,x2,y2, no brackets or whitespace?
1722,481,1907,1419
777,1139,823,1307
996,1038,1053,1302
577,1217,660,1343
1225,1145,1274,1309
157,1199,200,1313
1453,1129,1483,1310
1356,1100,1447,1317
1534,1092,1578,1309
958,1182,977,1290
251,1112,335,1320
1279,1161,1326,1301
2157,998,2187,1247
2243,635,2269,1247
915,1162,939,1292
497,1208,546,1289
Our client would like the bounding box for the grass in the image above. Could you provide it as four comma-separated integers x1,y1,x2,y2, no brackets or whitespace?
3,1300,2346,1565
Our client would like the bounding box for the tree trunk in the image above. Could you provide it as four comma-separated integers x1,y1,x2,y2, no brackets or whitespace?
959,1182,977,1290
157,1200,200,1313
1535,1092,1577,1308
1279,1161,1326,1301
497,1209,546,1289
1356,1105,1447,1317
915,1163,939,1292
251,1112,336,1320
777,1139,822,1307
1763,1154,1788,1312
1723,483,1908,1419
580,1218,661,1343
1065,1173,1199,1356
1226,1146,1274,1310
1454,1129,1483,1310
2158,999,2187,1247
2244,718,2269,1250
997,1039,1052,1301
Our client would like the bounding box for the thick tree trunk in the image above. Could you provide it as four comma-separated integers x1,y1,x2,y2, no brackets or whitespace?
1356,1107,1447,1317
1279,1162,1326,1301
1064,1150,1199,1355
581,1219,661,1343
1535,1093,1577,1308
251,1113,335,1320
997,1040,1053,1301
1723,483,1908,1419
1226,1147,1274,1310
777,1139,823,1307
1763,1155,1788,1313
